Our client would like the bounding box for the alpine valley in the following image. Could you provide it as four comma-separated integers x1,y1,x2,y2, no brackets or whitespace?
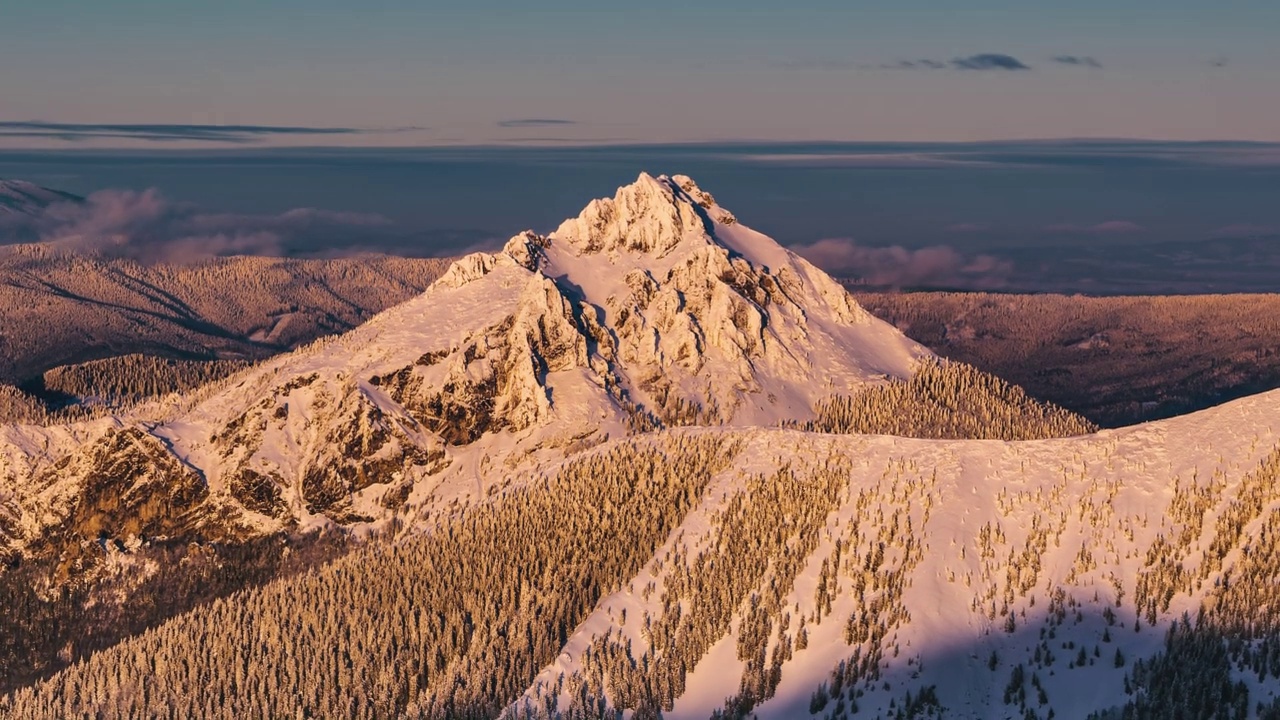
3,174,1280,719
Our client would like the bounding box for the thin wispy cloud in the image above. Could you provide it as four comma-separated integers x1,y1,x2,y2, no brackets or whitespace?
1211,223,1277,238
0,121,413,144
496,118,577,128
879,59,949,70
880,54,1031,72
1052,55,1103,68
946,223,991,233
773,58,862,71
729,140,1280,170
494,136,636,145
951,54,1031,71
1045,220,1146,234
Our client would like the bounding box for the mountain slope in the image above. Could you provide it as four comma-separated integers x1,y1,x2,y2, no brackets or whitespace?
158,173,926,522
517,390,1280,719
534,173,926,426
0,180,79,218
3,388,1279,718
0,246,451,386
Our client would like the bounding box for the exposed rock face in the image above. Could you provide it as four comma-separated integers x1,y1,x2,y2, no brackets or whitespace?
298,392,441,517
434,251,499,290
210,370,450,521
0,495,21,564
228,468,286,518
374,275,589,445
23,428,233,578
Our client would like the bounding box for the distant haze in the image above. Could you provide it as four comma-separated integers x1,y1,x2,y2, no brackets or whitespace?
3,140,1280,292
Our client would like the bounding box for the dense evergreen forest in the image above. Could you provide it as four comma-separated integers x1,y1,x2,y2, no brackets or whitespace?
0,437,736,718
799,358,1096,440
0,356,251,424
41,354,251,403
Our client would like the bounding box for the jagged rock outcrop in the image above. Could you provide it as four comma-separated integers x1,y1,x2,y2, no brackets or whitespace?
373,274,589,445
553,174,712,257
20,427,256,579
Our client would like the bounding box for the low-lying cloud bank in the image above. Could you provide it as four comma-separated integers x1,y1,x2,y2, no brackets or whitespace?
0,188,396,263
791,237,1012,289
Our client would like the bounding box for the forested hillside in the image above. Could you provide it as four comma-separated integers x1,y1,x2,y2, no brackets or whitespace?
0,384,45,425
799,357,1096,440
0,244,449,384
855,291,1280,427
40,355,251,404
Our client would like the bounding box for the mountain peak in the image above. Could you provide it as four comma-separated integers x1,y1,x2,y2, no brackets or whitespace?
550,172,739,259
477,173,928,427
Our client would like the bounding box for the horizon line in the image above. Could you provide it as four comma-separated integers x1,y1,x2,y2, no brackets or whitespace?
2,136,1280,154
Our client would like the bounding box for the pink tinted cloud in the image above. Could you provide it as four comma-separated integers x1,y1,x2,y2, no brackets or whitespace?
791,237,1012,288
1044,220,1146,234
22,188,392,263
1211,223,1278,237
1090,220,1146,233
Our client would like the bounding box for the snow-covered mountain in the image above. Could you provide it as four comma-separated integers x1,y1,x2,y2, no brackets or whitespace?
5,174,1280,718
0,172,927,560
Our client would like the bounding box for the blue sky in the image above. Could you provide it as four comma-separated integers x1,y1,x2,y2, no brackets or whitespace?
1,1,1277,146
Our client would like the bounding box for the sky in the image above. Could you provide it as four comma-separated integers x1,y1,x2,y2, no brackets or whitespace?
2,0,1278,147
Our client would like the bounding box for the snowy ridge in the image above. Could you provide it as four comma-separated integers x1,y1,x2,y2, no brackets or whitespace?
0,179,79,217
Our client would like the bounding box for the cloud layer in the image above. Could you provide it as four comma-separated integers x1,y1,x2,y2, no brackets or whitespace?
1044,220,1146,234
791,238,1012,288
0,121,405,144
1052,55,1103,68
1,188,393,263
883,53,1030,71
951,54,1030,71
496,118,577,128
